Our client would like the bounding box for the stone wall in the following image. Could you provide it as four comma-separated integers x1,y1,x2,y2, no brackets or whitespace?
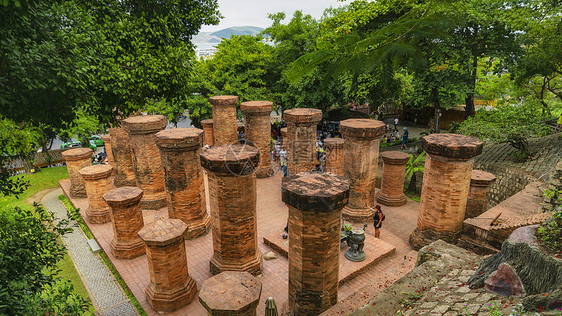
474,163,538,207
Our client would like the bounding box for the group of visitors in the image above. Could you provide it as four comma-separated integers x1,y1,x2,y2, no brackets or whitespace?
385,117,409,150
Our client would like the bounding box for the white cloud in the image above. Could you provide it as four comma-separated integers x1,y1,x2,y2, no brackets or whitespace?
200,0,346,32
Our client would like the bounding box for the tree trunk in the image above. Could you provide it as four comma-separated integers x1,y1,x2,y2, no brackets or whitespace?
464,52,478,119
432,87,441,133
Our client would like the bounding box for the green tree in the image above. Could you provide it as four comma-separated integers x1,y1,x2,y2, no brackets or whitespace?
0,204,89,314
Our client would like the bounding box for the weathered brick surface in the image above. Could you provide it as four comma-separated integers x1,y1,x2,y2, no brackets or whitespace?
62,147,93,198
138,219,196,312
79,164,114,224
100,134,114,167
465,170,496,219
284,108,322,174
416,134,484,236
241,101,274,178
155,128,210,239
210,95,239,146
200,119,214,146
103,187,145,259
123,115,167,210
324,138,344,175
282,172,349,315
340,119,386,222
109,123,137,187
377,151,409,207
199,271,262,316
200,144,263,276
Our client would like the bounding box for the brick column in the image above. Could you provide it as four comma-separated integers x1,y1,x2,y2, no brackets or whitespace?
280,127,287,145
103,187,145,259
123,115,167,210
282,172,349,315
201,119,214,146
100,134,114,167
376,151,410,206
340,119,386,222
211,95,239,146
200,144,263,276
284,108,322,174
62,147,93,198
199,271,262,316
324,137,344,175
409,134,483,250
109,121,137,187
138,219,196,312
241,101,274,178
79,164,113,224
465,170,496,219
154,128,210,239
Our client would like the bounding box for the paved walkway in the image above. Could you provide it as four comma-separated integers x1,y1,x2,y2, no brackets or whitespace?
42,189,138,316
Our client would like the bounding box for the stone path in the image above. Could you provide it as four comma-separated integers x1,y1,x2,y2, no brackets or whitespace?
42,189,138,316
399,262,522,316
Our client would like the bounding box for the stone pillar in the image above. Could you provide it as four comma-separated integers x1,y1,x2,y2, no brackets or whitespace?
340,119,386,222
201,119,214,146
100,134,114,167
138,219,197,312
376,151,410,207
79,164,113,224
200,144,263,276
241,101,274,178
109,120,137,187
324,137,344,175
282,172,349,315
62,147,93,198
465,170,496,219
199,271,262,316
410,134,483,250
123,115,167,210
284,108,322,174
154,128,210,239
103,187,145,259
280,127,288,145
210,95,239,146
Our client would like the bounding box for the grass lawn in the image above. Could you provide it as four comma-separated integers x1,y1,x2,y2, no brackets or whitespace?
1,166,95,313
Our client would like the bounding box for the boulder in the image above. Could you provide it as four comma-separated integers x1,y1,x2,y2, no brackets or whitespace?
484,263,525,297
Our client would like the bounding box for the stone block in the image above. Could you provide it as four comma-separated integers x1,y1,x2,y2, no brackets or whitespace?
241,101,274,178
62,147,93,198
377,151,409,207
199,271,262,316
284,108,322,174
79,164,114,224
210,95,239,146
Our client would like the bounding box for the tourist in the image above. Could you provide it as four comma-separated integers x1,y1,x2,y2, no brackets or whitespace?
401,127,409,150
394,117,399,130
373,205,384,238
279,148,288,176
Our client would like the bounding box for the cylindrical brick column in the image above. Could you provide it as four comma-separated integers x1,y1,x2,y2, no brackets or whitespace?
154,128,210,239
465,170,496,219
410,134,483,250
79,164,114,224
376,151,410,206
324,137,344,175
201,119,214,146
241,101,274,178
138,219,197,312
100,134,114,167
103,187,145,259
123,115,167,210
340,119,386,222
62,147,93,199
284,108,322,174
199,271,262,316
200,144,263,276
109,120,137,187
282,172,349,315
210,95,239,146
280,127,288,145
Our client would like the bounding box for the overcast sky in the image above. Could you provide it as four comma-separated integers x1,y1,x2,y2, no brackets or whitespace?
200,0,346,33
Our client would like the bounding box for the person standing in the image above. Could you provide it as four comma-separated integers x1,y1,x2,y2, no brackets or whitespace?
401,127,409,150
279,148,288,176
394,117,399,131
373,205,384,238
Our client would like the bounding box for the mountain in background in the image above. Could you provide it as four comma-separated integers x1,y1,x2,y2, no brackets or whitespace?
193,26,264,44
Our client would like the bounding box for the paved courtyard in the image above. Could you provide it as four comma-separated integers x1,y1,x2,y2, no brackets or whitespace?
60,170,420,315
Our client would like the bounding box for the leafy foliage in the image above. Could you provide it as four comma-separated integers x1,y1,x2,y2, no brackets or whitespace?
536,211,562,255
0,204,89,315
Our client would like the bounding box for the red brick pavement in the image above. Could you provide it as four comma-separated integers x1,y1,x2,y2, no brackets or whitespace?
60,170,420,315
